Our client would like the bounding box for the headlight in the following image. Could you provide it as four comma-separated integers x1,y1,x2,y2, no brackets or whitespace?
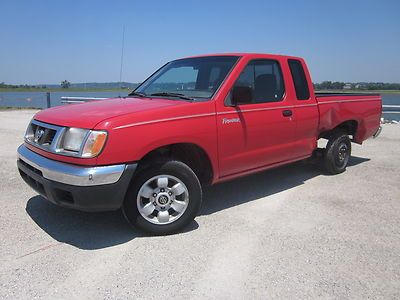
57,128,107,158
62,128,88,152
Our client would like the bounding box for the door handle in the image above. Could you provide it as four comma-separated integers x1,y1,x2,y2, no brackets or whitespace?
282,110,293,117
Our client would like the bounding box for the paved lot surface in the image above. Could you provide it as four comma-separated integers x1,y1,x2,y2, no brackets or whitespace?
0,109,399,299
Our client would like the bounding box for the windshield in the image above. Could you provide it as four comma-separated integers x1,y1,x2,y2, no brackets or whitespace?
134,56,239,101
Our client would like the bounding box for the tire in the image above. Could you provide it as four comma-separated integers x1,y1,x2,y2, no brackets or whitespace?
324,131,352,174
122,160,202,235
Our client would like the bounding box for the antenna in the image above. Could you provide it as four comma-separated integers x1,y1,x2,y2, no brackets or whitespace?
119,24,126,88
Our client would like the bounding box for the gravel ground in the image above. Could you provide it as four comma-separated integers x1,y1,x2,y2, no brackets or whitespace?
0,109,399,299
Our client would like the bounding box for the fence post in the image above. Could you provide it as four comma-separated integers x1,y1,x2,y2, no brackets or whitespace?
46,92,51,108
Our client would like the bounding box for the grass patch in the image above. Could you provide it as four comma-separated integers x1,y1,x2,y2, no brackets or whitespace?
0,106,40,111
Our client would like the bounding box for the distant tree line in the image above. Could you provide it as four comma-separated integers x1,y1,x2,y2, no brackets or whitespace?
2,81,400,91
314,81,400,90
0,81,139,89
0,82,47,89
0,81,70,88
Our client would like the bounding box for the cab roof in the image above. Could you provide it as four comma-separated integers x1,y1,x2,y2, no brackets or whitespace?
183,53,303,61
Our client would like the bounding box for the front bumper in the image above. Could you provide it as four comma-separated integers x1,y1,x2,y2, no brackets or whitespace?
17,144,137,211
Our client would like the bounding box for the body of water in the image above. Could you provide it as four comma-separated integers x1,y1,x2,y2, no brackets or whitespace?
0,91,399,120
0,91,129,108
378,93,400,121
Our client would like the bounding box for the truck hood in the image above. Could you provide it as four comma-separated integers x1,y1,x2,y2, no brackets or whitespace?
34,97,187,129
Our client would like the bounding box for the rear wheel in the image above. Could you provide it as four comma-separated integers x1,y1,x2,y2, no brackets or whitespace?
324,131,351,174
122,160,202,235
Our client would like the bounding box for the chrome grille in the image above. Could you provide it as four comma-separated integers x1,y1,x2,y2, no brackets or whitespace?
32,124,56,145
25,120,65,152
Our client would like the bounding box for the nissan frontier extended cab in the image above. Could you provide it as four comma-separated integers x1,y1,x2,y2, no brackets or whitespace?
17,53,382,235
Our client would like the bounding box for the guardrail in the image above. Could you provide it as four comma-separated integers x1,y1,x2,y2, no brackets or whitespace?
61,96,108,104
383,104,400,114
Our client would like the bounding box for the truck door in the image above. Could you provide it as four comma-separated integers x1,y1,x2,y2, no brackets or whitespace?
288,59,320,157
217,59,297,178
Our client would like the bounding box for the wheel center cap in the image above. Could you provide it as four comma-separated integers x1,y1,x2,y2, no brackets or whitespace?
157,194,169,206
338,146,347,161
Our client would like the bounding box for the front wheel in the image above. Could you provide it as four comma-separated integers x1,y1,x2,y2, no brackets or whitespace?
122,160,202,235
324,131,352,174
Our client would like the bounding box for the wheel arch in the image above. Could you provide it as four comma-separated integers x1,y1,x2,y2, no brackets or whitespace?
136,142,215,186
319,120,359,140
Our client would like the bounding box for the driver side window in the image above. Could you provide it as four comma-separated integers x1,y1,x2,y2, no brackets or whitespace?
231,59,285,105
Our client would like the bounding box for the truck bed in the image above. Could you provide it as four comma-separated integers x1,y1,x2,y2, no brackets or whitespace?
315,92,382,143
315,92,380,97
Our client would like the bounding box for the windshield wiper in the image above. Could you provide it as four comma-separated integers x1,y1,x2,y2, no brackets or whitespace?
126,91,147,98
150,92,195,101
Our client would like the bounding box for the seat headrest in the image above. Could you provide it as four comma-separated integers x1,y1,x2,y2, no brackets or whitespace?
254,74,277,102
255,74,276,90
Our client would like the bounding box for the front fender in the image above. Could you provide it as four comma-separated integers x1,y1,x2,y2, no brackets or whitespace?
95,115,219,179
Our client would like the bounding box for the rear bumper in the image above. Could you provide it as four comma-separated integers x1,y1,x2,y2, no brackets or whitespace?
17,145,137,211
373,126,382,138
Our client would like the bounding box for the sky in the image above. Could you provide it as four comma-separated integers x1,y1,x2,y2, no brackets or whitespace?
1,0,399,85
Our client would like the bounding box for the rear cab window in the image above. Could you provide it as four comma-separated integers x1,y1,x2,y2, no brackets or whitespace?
288,59,310,100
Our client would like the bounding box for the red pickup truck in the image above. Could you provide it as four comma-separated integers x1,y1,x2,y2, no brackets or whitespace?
17,53,382,234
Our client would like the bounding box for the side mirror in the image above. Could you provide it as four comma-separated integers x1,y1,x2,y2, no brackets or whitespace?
230,86,253,106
